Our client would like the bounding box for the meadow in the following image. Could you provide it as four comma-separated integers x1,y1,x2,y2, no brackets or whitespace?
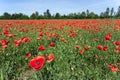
0,20,120,80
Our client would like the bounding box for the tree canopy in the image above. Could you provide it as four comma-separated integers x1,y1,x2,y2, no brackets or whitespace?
1,6,120,19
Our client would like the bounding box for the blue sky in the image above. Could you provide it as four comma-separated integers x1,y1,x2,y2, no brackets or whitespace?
0,0,120,16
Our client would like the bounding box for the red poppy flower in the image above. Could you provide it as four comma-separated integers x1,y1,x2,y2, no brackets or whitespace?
103,46,108,51
0,40,9,45
84,46,90,51
70,33,75,38
49,42,55,47
46,54,55,63
79,34,82,37
3,29,9,35
63,40,67,43
2,45,8,50
113,41,120,46
79,50,84,54
95,55,99,59
115,47,120,53
70,30,74,33
18,28,24,32
26,52,31,58
14,40,22,46
108,65,119,73
24,29,29,33
93,38,98,41
38,45,45,51
105,33,112,41
105,36,111,41
60,38,65,41
6,34,13,38
76,45,80,49
21,37,31,43
13,34,17,37
39,31,44,36
47,37,51,40
50,33,58,38
98,45,103,50
29,56,45,71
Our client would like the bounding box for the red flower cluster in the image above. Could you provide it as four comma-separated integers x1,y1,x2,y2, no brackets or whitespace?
108,65,119,73
14,40,22,46
29,54,55,71
0,40,9,50
97,45,108,51
5,34,16,38
14,37,31,46
0,40,9,45
21,37,31,43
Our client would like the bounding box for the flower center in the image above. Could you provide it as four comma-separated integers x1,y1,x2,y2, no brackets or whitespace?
36,61,40,65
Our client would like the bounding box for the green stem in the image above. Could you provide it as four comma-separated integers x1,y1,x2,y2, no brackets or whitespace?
0,69,3,80
33,70,38,80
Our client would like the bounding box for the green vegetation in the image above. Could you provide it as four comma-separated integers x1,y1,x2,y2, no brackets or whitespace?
0,20,120,80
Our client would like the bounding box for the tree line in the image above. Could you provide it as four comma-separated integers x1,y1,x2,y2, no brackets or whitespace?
0,6,120,19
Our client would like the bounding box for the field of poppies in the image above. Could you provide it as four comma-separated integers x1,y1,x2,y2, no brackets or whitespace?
0,20,120,80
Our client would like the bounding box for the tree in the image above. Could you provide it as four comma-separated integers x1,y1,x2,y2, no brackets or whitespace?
105,7,110,18
116,6,120,18
35,11,39,19
47,9,51,18
77,12,81,19
30,13,36,19
43,9,51,19
61,14,67,19
21,14,29,19
30,11,39,19
43,12,47,19
1,6,120,19
80,12,86,19
89,12,98,19
100,12,104,19
2,12,11,19
55,13,61,19
110,7,114,18
38,15,44,19
43,9,52,19
68,13,74,19
73,13,78,19
86,9,89,18
11,13,20,19
10,13,29,19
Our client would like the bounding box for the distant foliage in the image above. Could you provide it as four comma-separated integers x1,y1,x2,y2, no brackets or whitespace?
1,6,120,19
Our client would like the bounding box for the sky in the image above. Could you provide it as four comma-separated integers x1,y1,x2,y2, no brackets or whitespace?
0,0,120,16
